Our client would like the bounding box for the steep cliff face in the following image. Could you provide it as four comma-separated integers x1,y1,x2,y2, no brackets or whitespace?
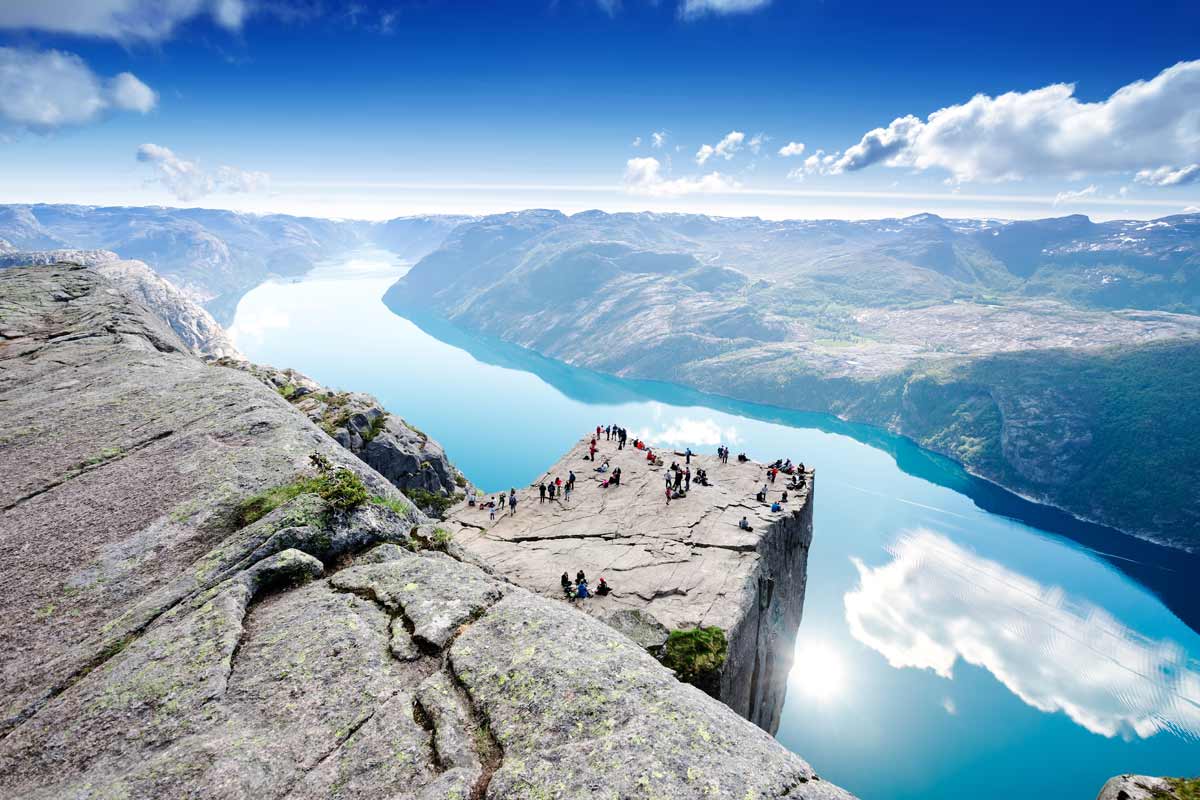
447,436,816,733
0,264,855,799
720,477,814,732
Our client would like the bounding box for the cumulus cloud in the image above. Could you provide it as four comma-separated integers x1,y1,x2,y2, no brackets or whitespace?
0,0,249,42
844,530,1200,740
778,141,806,157
136,143,269,201
1053,184,1099,206
804,60,1200,185
1135,164,1200,187
695,130,744,165
632,135,642,147
651,130,667,149
748,132,768,154
680,0,771,18
623,156,737,196
0,47,156,130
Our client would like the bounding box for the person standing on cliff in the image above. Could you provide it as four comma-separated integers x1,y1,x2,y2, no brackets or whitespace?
685,447,692,465
685,467,691,491
665,484,671,505
539,482,547,504
508,489,518,515
568,470,576,491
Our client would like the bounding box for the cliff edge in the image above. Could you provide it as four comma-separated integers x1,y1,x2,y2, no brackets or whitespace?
448,436,814,734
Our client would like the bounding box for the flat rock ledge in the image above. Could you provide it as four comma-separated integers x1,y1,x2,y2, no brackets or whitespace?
448,435,815,733
1097,775,1200,800
0,264,855,800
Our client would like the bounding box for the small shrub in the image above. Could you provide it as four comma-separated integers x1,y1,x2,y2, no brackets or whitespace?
234,453,368,528
277,384,299,401
454,473,467,488
662,626,727,693
371,495,413,516
431,527,453,550
363,412,388,442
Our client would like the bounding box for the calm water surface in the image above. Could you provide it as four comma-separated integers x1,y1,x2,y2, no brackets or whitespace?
230,251,1200,800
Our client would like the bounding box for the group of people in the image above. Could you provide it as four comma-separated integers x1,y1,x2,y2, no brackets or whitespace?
561,569,611,600
476,488,519,520
600,424,629,449
539,472,577,504
664,460,693,503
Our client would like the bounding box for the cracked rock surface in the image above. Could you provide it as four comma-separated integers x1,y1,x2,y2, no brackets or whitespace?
0,264,855,799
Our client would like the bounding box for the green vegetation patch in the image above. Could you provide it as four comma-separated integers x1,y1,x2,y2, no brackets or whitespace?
662,626,727,693
234,453,369,528
1159,778,1200,800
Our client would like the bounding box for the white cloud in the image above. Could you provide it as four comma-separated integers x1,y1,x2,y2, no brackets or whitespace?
805,60,1200,186
844,530,1200,740
748,132,768,154
623,156,737,197
1135,164,1200,187
680,0,771,18
632,136,642,147
778,141,805,157
0,47,156,130
1053,184,1099,207
108,71,157,113
651,130,667,149
696,130,744,165
137,143,269,201
0,0,250,42
941,697,957,715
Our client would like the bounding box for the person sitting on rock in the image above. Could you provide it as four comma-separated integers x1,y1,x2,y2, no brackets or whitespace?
595,458,609,473
576,569,587,584
755,489,766,503
737,452,748,463
611,467,621,486
576,580,590,599
739,516,753,532
561,571,571,590
596,577,611,596
781,490,788,503
771,501,782,512
646,449,656,462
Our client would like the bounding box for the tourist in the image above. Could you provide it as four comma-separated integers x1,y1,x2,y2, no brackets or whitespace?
685,467,691,490
577,569,587,584
509,490,517,515
612,466,621,487
564,481,572,503
738,453,748,463
665,485,671,505
685,447,692,465
739,516,753,531
467,487,476,507
771,500,782,512
781,490,788,503
539,482,547,504
568,471,576,491
489,500,497,521
576,580,590,599
596,577,611,596
561,571,571,590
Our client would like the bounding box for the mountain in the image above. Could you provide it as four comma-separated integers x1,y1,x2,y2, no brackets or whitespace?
385,209,1200,550
0,204,473,324
0,263,854,800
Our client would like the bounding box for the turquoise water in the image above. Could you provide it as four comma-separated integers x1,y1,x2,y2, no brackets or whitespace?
230,252,1200,800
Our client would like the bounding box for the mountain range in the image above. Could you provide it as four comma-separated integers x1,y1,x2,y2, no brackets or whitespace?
385,209,1200,550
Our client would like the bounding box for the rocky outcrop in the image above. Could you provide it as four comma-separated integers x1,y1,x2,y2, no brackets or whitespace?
0,250,240,358
1097,775,1200,800
0,264,853,798
219,359,469,512
447,436,814,733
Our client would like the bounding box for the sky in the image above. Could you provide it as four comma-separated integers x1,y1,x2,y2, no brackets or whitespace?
0,0,1198,221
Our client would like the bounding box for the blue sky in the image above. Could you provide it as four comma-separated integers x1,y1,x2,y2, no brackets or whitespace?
0,0,1198,220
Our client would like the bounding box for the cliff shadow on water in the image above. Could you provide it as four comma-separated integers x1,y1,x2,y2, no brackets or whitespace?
386,301,1200,635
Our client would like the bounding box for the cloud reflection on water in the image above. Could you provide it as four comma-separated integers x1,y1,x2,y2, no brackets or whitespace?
844,529,1200,740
